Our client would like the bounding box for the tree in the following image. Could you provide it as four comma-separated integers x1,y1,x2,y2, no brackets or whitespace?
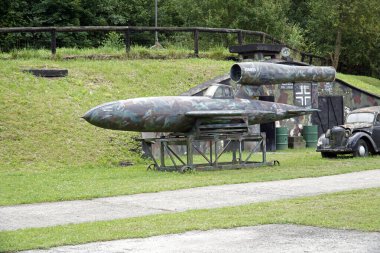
305,0,380,75
161,0,305,48
0,0,378,78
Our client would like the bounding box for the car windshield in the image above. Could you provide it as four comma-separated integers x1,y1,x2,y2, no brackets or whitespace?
346,112,374,124
204,85,233,98
204,85,218,97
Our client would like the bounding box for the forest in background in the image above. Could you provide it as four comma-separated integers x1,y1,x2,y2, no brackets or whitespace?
0,0,379,78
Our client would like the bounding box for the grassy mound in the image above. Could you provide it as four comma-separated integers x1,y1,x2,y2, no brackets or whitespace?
337,73,380,95
0,58,231,171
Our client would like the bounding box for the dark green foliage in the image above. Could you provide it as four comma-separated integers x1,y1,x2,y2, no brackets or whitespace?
0,0,378,78
289,0,380,78
0,0,156,50
0,0,299,50
159,0,299,48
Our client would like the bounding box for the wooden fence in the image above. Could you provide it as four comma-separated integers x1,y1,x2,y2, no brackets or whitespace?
0,26,329,65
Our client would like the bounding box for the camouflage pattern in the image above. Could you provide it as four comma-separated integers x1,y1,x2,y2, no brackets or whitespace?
84,61,378,137
83,96,315,132
189,73,379,138
231,79,380,136
230,62,336,85
318,80,380,117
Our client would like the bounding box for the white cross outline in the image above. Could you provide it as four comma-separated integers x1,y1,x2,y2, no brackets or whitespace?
295,83,311,107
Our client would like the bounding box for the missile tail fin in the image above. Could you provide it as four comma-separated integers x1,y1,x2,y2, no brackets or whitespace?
287,108,320,115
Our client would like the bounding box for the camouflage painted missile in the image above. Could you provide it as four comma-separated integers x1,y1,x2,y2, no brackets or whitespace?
83,95,317,132
230,62,336,85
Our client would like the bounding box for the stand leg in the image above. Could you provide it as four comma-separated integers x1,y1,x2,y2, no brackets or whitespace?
232,140,237,163
187,136,193,167
160,141,165,167
209,140,213,164
261,132,266,163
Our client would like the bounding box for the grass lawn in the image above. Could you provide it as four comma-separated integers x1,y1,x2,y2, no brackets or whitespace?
0,187,379,252
1,149,379,206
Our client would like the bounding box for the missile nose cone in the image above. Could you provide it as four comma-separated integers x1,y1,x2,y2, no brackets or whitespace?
82,101,121,128
82,109,94,122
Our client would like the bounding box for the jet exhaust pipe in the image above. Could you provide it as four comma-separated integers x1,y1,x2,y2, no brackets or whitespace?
230,62,336,85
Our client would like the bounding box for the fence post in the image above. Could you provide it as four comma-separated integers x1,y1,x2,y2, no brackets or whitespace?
261,34,266,43
309,56,313,65
193,29,199,57
238,31,243,45
123,29,131,53
50,29,56,56
301,53,305,63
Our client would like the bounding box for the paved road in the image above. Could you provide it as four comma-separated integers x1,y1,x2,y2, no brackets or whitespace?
23,224,380,253
1,169,380,231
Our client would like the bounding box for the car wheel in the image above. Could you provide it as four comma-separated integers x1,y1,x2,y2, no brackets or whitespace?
321,152,337,158
353,139,369,157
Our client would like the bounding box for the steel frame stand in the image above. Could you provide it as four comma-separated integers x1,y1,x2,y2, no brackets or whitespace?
140,132,276,173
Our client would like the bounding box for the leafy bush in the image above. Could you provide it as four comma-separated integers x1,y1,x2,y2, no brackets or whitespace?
101,32,124,49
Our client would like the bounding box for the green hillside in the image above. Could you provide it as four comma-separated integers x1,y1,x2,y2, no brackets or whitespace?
337,73,380,95
0,59,232,171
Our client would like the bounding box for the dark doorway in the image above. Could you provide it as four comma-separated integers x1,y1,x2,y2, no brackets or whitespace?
259,96,276,151
372,114,380,147
312,96,344,136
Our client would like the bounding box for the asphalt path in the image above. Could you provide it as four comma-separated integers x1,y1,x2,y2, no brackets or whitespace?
23,225,380,253
1,169,380,231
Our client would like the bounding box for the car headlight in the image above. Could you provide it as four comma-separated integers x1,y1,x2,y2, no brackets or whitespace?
317,134,329,147
325,129,331,138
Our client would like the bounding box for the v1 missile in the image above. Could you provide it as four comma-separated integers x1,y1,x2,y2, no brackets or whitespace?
82,93,317,132
230,62,336,85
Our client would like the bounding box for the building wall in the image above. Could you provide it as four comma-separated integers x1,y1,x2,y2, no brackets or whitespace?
318,80,380,112
239,79,380,136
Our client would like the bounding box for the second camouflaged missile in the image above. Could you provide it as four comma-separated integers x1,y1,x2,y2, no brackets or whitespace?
230,62,336,85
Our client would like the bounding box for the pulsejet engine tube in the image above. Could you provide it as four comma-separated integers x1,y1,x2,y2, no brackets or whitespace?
230,62,336,85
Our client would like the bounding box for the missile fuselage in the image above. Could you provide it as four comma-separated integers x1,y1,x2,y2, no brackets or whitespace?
230,62,336,85
83,96,313,132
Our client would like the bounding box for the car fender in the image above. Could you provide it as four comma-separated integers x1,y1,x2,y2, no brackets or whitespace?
347,132,377,151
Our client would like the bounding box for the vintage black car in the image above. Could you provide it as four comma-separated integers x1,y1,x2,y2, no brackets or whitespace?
317,106,380,157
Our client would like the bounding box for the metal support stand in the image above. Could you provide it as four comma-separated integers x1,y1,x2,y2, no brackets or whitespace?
139,117,277,172
139,131,276,173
